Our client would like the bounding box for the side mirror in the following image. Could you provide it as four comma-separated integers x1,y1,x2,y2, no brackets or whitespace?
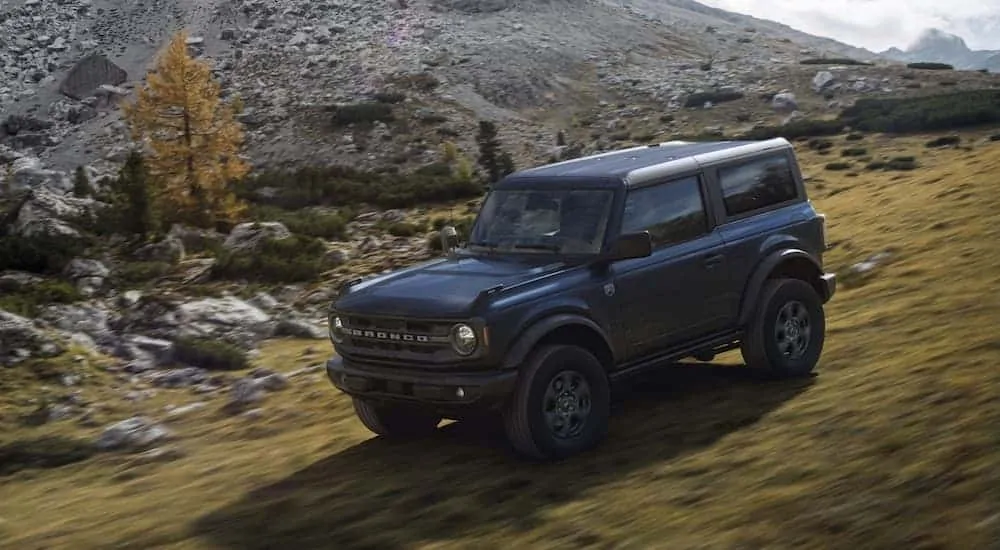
607,231,652,261
440,225,459,252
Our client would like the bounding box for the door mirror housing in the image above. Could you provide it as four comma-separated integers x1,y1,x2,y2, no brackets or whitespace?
606,231,652,261
440,225,459,252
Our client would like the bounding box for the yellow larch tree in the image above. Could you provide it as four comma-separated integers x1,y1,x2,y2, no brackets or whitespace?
124,29,249,229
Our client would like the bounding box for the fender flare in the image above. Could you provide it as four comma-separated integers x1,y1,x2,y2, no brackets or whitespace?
502,313,614,370
738,248,823,325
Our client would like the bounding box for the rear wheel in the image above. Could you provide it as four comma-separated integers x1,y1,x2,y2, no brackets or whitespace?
503,344,611,460
741,278,826,378
352,398,442,438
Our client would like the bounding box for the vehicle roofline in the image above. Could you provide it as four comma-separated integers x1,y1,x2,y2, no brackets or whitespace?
625,137,793,186
512,143,657,176
501,137,795,187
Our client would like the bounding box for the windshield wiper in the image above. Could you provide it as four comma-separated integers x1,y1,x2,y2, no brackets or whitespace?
510,243,562,252
467,240,499,250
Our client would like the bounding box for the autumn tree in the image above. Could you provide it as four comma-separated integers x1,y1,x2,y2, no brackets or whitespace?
124,30,248,230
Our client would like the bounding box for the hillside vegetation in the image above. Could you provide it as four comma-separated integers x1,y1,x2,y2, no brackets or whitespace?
1,129,999,549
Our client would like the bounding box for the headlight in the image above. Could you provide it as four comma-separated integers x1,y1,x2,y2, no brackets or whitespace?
329,315,344,344
449,323,477,356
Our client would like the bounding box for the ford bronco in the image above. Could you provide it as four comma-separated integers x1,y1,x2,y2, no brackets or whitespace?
325,137,836,460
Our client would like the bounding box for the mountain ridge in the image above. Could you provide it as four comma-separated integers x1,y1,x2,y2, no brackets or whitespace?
880,27,1000,72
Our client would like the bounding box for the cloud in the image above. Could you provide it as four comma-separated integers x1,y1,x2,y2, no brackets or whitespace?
697,0,1000,51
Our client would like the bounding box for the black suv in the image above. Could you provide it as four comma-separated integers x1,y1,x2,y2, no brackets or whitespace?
325,137,836,460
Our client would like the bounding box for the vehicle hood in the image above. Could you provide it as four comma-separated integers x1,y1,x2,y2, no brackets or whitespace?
333,254,570,318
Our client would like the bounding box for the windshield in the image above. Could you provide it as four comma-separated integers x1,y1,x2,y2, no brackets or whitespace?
467,188,615,254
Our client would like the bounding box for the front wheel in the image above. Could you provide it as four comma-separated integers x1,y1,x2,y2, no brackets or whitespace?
503,344,611,460
741,278,827,378
352,398,442,439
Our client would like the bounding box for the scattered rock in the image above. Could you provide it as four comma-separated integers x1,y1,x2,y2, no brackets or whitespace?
95,416,171,451
0,309,64,365
274,318,327,339
133,237,186,264
62,258,110,296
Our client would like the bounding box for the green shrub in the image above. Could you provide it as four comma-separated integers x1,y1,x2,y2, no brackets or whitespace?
825,162,852,171
173,337,249,371
0,233,87,274
925,135,961,148
885,156,918,171
841,147,868,157
387,221,423,237
251,205,349,240
683,90,744,108
235,165,483,211
0,279,81,317
373,91,406,104
0,436,97,477
866,160,887,170
330,102,394,127
800,58,872,66
839,90,1000,133
114,261,173,285
906,62,954,70
807,138,834,151
990,134,1000,142
212,234,330,283
740,119,845,140
845,132,865,141
390,72,440,92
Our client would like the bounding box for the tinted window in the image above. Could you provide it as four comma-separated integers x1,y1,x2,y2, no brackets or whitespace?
621,176,708,248
469,188,615,254
718,154,798,217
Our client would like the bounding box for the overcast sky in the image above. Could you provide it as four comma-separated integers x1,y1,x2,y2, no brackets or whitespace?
698,0,1000,52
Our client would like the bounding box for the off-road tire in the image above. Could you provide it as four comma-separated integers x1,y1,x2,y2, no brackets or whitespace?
741,277,826,378
352,398,442,438
502,344,611,460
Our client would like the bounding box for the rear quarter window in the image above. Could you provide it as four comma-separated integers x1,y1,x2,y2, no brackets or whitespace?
718,154,799,218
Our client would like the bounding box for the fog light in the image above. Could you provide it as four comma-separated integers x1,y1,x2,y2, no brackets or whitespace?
456,387,465,398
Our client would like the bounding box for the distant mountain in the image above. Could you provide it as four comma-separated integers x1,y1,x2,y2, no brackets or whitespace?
880,28,1000,72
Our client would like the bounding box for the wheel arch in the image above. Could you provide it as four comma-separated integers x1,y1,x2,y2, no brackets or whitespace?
738,249,827,326
502,314,615,372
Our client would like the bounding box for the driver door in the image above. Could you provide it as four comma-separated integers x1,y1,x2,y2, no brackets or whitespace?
610,174,731,360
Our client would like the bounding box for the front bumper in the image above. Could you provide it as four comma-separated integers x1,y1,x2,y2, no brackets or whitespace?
821,272,837,303
325,356,518,408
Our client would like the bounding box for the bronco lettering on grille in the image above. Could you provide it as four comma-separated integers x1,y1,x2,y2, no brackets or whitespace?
349,329,430,343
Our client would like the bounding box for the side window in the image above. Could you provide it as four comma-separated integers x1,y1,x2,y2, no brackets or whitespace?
718,154,799,217
621,176,708,248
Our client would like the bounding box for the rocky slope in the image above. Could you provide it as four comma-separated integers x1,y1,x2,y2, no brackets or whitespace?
0,0,903,177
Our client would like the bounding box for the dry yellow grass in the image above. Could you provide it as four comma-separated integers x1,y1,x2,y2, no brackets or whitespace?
2,131,1000,550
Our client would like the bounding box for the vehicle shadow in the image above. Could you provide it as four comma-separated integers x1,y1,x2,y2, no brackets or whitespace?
191,362,814,549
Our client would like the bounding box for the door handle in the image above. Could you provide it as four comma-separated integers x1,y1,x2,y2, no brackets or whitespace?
704,254,724,268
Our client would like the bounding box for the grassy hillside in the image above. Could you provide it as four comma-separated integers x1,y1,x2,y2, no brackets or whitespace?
2,130,1000,549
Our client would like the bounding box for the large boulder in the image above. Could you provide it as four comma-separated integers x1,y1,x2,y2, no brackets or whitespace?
222,221,291,252
5,156,72,194
59,54,128,101
9,187,101,239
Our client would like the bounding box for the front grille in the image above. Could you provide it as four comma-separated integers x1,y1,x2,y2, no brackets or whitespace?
341,315,453,356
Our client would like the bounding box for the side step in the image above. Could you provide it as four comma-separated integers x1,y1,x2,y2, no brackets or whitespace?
609,329,742,384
